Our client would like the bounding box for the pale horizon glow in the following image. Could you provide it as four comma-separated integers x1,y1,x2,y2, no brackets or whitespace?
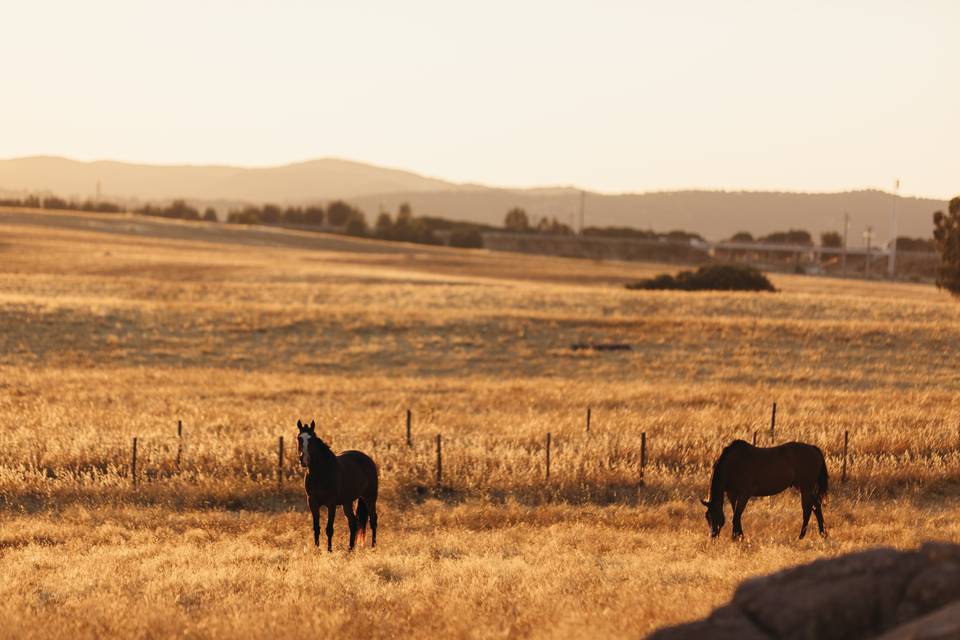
2,1,958,200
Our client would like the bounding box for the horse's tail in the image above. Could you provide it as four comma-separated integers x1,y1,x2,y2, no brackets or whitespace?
357,497,369,540
817,455,829,498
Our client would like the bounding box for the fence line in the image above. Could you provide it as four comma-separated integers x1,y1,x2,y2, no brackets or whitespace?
6,408,959,490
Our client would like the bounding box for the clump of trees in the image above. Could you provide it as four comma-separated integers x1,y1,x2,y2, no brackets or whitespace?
535,217,574,235
136,200,203,220
0,195,122,214
759,230,813,245
626,264,777,292
374,203,438,245
729,229,849,247
227,203,326,226
502,208,573,235
933,197,960,295
504,208,531,232
225,200,367,236
820,231,843,248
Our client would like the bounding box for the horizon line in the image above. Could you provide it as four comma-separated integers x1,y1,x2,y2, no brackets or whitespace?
0,153,950,202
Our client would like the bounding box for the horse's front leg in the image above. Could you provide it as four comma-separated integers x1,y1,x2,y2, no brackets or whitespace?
325,504,336,552
813,497,826,537
308,496,321,547
732,497,749,540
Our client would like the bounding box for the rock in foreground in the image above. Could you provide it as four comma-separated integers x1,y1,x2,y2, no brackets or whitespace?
649,543,960,640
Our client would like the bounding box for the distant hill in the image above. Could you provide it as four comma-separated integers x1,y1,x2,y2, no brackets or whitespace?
0,156,948,241
0,156,467,203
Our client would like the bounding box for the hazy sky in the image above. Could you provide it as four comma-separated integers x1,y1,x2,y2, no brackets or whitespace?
2,1,957,198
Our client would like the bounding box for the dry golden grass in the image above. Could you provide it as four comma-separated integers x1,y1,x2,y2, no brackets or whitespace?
1,208,959,639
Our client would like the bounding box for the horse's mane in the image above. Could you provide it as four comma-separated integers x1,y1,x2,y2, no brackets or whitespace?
708,440,748,504
310,436,337,460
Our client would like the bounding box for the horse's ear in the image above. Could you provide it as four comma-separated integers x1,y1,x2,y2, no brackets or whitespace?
297,419,303,430
701,499,710,507
310,420,316,430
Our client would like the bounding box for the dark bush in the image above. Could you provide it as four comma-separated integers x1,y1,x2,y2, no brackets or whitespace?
626,264,777,292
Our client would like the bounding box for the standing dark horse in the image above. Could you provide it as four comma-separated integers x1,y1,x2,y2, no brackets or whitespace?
296,420,379,551
702,439,828,540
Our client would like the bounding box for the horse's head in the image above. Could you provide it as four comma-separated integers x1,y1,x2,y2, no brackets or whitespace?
296,419,317,467
701,499,725,538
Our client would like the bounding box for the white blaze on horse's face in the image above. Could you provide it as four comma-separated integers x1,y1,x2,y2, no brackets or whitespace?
299,432,312,467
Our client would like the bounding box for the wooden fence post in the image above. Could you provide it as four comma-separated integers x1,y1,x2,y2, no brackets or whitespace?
770,402,777,441
841,430,849,483
406,409,412,447
176,419,183,470
640,432,647,484
131,437,138,487
278,436,284,487
586,407,591,433
546,432,551,480
435,434,442,484
752,430,758,446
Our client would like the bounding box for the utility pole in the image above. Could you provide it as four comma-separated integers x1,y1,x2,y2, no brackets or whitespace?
579,190,586,235
841,211,849,275
888,179,899,279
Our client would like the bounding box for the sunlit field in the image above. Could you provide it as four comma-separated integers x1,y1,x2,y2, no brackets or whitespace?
2,209,960,639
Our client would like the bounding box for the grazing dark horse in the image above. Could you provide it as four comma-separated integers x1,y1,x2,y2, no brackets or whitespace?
296,420,378,551
701,439,828,540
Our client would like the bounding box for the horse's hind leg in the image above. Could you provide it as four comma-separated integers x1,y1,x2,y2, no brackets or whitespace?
342,502,359,551
369,498,378,548
356,499,368,548
799,492,813,540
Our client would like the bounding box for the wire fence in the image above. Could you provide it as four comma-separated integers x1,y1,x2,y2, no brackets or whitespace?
6,403,959,494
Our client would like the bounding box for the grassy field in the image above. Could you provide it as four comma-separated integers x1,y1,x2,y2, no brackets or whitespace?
2,208,960,639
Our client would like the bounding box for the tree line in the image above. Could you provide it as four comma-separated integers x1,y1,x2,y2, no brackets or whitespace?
0,195,124,214
226,201,367,235
0,195,216,221
727,228,934,251
2,191,944,259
